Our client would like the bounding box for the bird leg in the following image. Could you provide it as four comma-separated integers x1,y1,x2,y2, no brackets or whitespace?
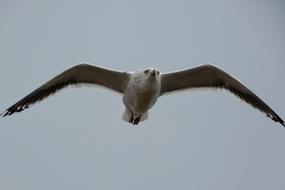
128,112,141,125
134,116,141,125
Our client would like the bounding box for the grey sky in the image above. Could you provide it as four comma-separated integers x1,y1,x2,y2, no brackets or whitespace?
0,0,285,190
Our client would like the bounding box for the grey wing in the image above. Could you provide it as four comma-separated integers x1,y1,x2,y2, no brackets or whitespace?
1,63,130,116
160,64,284,127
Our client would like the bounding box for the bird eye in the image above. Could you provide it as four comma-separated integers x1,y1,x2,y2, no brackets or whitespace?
144,69,150,73
156,71,160,75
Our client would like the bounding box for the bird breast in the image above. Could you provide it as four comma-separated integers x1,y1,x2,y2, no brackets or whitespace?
123,76,160,113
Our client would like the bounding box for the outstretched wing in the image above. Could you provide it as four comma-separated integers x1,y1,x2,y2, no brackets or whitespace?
160,64,284,127
1,63,129,116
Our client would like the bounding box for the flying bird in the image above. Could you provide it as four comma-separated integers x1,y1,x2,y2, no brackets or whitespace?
1,63,284,127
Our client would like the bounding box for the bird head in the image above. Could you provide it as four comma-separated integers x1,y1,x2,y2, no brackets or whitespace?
143,68,160,79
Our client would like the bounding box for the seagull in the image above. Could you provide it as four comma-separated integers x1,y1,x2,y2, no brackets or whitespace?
1,63,284,127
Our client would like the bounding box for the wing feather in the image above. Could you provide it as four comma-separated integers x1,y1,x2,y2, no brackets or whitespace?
160,64,284,127
1,63,129,116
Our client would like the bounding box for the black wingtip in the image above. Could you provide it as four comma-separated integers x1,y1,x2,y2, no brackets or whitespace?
268,114,285,128
0,109,14,117
1,110,8,117
274,118,285,127
277,118,285,127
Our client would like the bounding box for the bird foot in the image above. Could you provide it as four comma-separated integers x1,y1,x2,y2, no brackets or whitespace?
129,114,141,125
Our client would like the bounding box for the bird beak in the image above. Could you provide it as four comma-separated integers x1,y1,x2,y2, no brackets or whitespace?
150,69,156,76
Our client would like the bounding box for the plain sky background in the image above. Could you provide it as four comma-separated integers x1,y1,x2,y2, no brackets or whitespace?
0,0,285,190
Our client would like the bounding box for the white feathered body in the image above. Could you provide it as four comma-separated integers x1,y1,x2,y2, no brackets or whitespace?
122,70,161,122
